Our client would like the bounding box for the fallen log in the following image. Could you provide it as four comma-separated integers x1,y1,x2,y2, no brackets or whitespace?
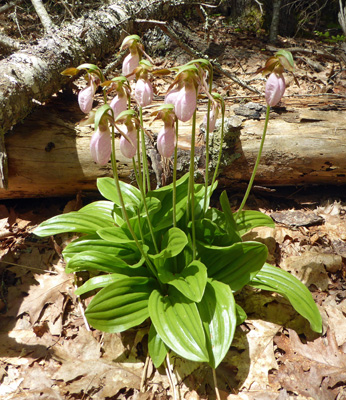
1,95,346,199
0,0,218,188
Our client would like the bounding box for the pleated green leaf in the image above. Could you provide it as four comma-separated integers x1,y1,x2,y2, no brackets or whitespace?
235,210,275,236
148,324,169,368
149,287,209,363
219,191,242,243
34,212,115,237
198,241,268,292
85,277,157,333
79,201,124,226
62,234,140,263
150,227,188,260
97,178,141,209
157,260,207,302
75,274,125,296
97,226,137,244
249,263,322,333
66,250,147,274
197,280,237,368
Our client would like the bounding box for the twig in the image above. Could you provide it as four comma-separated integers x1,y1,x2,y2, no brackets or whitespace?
140,354,151,392
0,0,24,14
31,0,55,34
135,19,262,95
254,0,264,14
165,354,178,400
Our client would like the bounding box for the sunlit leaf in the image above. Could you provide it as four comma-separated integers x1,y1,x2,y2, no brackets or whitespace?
85,277,157,333
149,287,209,362
148,324,169,368
198,241,268,292
197,280,237,368
235,210,275,236
249,263,322,333
150,227,188,260
157,260,207,302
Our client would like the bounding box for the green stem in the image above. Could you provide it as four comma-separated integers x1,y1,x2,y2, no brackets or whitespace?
132,161,159,254
212,368,221,400
110,126,157,278
203,66,214,215
172,119,179,228
139,107,151,193
210,99,225,193
235,105,270,221
188,111,197,260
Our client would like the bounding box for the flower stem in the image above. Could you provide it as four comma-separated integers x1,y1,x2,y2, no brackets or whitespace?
139,106,151,192
235,105,270,221
110,126,157,278
212,368,221,400
188,111,197,260
172,119,179,228
203,66,214,215
210,98,225,193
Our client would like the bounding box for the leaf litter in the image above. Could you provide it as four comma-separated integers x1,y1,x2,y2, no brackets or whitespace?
1,11,346,400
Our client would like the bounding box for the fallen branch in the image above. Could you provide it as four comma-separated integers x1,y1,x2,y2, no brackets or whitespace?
31,0,55,33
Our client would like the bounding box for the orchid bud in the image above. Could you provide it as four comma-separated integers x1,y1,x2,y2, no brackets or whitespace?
119,124,137,159
110,93,128,118
165,83,197,122
78,80,97,114
135,78,153,107
203,103,220,133
90,124,111,165
157,123,176,158
122,52,140,81
265,72,286,107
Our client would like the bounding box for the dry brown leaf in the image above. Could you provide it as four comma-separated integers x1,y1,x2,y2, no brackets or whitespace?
274,329,346,399
17,269,73,324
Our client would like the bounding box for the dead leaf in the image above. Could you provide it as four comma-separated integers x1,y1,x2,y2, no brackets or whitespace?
274,329,346,399
17,269,73,324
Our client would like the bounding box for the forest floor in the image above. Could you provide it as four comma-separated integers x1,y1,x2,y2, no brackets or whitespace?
1,3,346,400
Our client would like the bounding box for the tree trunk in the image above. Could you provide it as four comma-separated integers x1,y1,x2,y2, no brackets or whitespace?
269,0,281,43
0,0,218,188
1,95,345,199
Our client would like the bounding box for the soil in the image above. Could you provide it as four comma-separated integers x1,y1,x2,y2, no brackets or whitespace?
1,3,346,400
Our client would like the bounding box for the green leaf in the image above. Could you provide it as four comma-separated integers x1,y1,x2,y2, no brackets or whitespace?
158,260,207,302
85,277,157,333
62,234,140,263
219,191,242,242
249,263,322,333
198,241,268,292
235,304,247,326
197,280,237,368
235,210,275,236
147,173,189,231
75,274,125,296
97,226,137,244
97,178,141,211
150,227,188,260
79,201,124,226
66,250,147,274
148,324,169,368
149,287,209,363
34,212,114,237
276,50,294,71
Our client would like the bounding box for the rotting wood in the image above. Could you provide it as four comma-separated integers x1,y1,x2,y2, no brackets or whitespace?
1,95,346,199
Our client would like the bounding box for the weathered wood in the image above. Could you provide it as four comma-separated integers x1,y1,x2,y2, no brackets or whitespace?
0,0,218,188
1,95,346,199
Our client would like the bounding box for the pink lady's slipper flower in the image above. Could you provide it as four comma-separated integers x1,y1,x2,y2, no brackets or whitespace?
78,77,98,114
135,78,153,107
265,72,286,107
157,124,175,158
165,82,197,122
119,124,137,159
110,93,128,118
90,124,111,165
121,35,142,80
203,103,220,133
